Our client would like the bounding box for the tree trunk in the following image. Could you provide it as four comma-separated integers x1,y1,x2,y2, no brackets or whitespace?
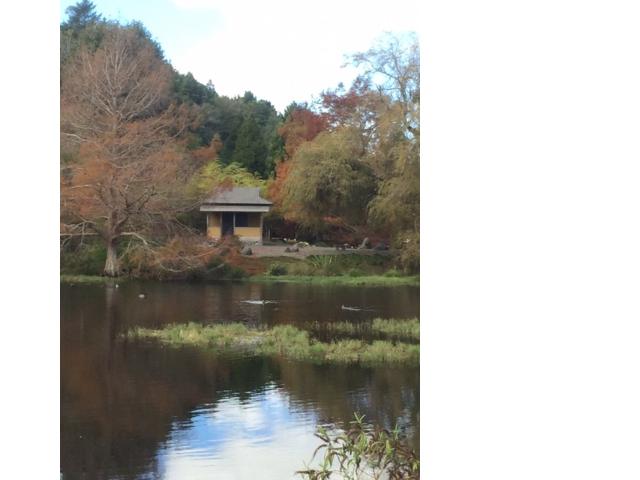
104,238,120,277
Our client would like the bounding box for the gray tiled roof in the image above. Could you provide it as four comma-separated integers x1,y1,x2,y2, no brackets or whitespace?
202,187,272,205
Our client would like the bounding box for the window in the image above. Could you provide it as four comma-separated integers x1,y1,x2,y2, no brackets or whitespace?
235,212,248,227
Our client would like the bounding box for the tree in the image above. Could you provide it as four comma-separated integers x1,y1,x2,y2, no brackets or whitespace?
60,0,106,65
174,71,216,106
278,107,329,160
62,0,102,31
274,32,419,269
352,33,420,271
230,115,270,177
350,32,419,137
61,26,192,276
282,128,376,234
268,106,328,213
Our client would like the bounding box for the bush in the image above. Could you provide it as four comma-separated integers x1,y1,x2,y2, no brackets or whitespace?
297,414,419,479
60,243,106,275
394,232,419,274
287,262,315,276
267,263,288,276
307,255,341,276
187,257,247,281
347,268,364,277
384,268,403,277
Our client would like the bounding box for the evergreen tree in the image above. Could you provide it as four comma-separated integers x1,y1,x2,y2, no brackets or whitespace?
62,0,102,31
230,115,270,177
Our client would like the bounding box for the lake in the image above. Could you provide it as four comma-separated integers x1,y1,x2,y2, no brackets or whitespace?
61,280,420,479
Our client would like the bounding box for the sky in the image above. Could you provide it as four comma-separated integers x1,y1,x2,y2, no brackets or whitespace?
60,0,421,112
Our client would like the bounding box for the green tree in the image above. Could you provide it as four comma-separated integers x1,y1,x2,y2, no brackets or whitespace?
174,71,216,105
282,128,376,234
62,0,102,31
355,33,420,272
60,0,106,65
231,115,270,177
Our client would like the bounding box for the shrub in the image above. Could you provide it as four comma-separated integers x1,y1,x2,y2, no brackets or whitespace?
60,243,107,275
267,263,288,276
287,262,315,276
297,414,419,479
394,232,419,274
384,268,403,277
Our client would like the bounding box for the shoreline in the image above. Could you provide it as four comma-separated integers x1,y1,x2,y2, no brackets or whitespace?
61,273,419,286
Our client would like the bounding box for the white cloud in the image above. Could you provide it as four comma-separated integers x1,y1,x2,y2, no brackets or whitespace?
169,0,421,111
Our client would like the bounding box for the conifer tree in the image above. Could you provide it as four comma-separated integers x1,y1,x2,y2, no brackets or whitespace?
230,115,270,177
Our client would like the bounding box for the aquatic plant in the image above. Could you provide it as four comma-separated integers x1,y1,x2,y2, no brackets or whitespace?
297,413,419,479
312,318,419,342
371,318,420,341
124,322,419,366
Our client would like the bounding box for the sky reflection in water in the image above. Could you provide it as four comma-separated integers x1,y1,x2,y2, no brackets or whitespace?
157,385,319,480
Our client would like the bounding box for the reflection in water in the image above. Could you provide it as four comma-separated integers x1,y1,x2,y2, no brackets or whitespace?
157,386,320,480
61,281,419,479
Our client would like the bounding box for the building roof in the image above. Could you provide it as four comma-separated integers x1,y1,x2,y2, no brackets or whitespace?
201,187,272,206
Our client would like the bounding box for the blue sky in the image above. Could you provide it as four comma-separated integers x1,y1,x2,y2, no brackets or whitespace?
60,0,421,112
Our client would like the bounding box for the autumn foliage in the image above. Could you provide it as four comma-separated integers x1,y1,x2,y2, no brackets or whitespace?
60,4,420,275
61,27,197,275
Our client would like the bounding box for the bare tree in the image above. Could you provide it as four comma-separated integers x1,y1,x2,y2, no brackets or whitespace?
61,26,193,276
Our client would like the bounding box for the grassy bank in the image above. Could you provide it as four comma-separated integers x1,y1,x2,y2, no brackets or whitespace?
311,318,420,342
248,274,419,286
60,274,125,284
60,272,418,287
61,242,418,284
124,322,419,365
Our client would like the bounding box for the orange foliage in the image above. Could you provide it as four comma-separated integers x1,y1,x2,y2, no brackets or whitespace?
278,109,329,160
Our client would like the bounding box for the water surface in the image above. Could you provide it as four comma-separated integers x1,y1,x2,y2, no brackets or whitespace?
61,281,419,479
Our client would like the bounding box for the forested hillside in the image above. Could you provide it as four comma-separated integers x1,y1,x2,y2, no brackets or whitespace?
60,0,419,276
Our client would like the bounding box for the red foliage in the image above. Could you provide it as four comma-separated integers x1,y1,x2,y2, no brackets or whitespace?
320,78,372,126
278,108,329,160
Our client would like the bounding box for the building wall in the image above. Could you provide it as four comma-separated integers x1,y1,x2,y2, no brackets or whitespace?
206,211,263,242
234,227,261,240
235,212,262,241
206,212,221,238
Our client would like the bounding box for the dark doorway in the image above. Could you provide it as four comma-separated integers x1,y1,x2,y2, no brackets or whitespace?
221,212,234,236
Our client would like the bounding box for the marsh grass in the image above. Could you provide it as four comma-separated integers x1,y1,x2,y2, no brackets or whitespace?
127,322,260,349
311,318,419,342
372,318,420,341
124,322,419,365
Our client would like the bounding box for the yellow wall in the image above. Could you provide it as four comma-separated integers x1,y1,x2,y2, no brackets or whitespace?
234,226,261,239
206,213,221,238
205,212,263,240
237,212,262,239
